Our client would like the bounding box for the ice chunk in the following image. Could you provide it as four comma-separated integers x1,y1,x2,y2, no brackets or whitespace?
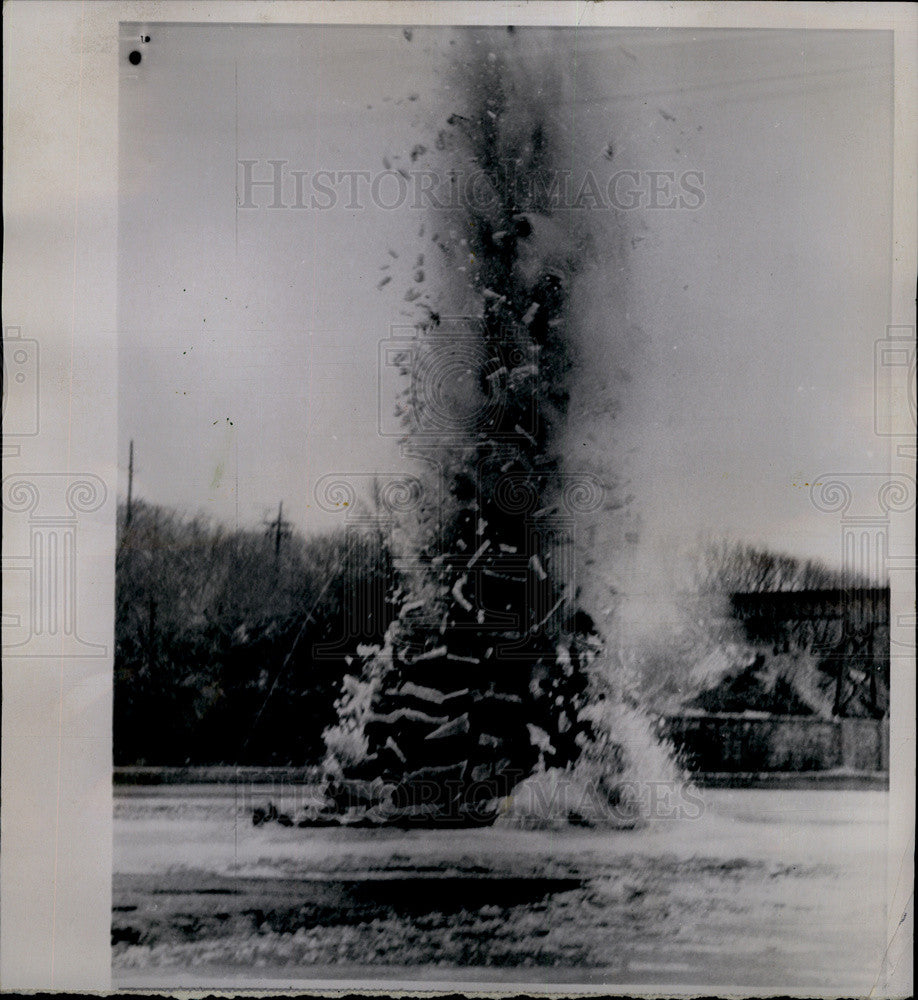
426,714,470,740
526,724,553,754
451,575,473,611
467,539,490,567
413,645,447,662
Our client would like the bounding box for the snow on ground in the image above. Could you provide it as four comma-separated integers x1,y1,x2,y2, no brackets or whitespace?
113,784,889,992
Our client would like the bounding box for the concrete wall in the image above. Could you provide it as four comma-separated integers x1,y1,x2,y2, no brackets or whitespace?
662,713,889,773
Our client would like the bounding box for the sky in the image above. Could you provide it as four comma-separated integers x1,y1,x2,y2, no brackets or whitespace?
118,24,895,573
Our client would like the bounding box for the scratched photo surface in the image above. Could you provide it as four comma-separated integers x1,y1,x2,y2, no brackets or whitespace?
113,23,905,992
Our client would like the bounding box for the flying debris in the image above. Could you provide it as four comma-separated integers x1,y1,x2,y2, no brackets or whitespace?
402,27,413,41
527,725,555,759
315,31,671,832
451,576,472,612
659,108,676,122
426,714,470,741
604,140,615,161
377,276,392,289
385,736,407,763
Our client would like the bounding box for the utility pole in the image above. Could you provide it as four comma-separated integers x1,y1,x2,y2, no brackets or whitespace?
264,500,292,564
147,596,157,676
126,439,134,525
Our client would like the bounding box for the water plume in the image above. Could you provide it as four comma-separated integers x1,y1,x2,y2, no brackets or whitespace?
321,27,681,824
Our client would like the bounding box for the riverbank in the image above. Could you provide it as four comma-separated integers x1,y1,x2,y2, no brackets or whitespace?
113,765,888,790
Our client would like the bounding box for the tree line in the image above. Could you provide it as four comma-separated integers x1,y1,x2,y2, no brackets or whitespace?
114,504,889,766
114,500,394,765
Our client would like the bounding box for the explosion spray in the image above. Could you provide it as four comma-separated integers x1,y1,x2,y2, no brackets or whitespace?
320,28,677,825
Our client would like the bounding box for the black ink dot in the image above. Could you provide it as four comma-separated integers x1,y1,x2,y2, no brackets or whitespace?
142,35,151,43
128,50,141,65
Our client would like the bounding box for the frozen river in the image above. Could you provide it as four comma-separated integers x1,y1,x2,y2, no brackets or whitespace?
113,784,890,992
